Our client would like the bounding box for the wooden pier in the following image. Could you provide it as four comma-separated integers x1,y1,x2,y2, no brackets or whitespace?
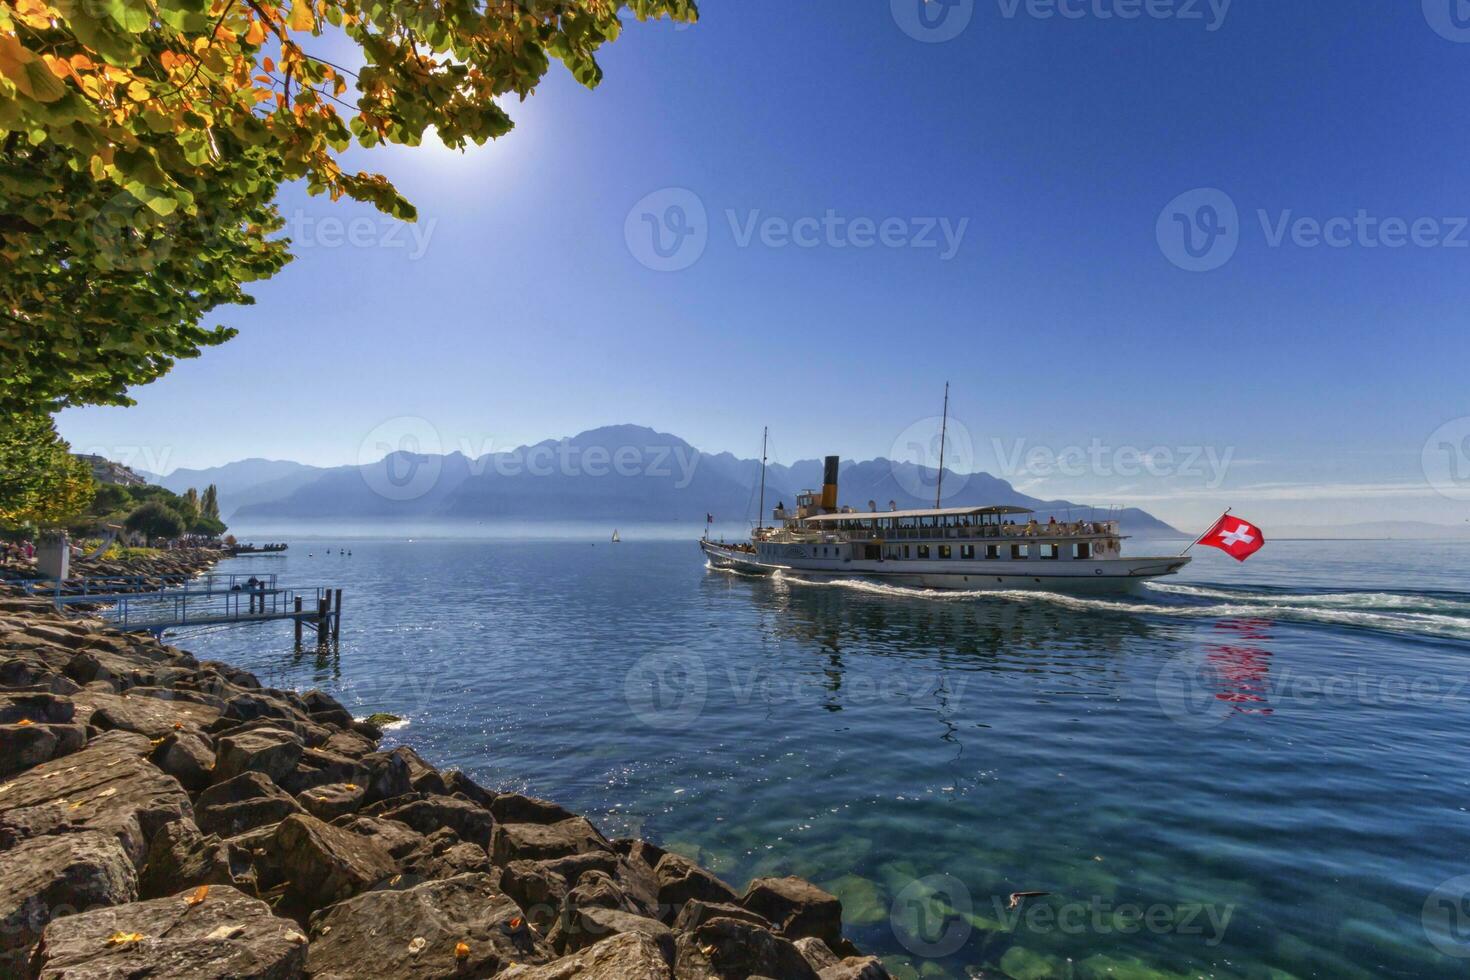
14,572,344,650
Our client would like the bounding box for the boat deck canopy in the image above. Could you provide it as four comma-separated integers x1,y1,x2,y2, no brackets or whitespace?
800,505,1034,523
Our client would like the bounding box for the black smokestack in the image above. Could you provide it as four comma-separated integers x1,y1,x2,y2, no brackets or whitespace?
821,456,839,510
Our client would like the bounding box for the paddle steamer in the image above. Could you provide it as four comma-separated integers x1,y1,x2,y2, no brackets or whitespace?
700,454,1189,593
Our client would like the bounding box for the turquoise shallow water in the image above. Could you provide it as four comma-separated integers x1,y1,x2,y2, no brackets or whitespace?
172,532,1470,979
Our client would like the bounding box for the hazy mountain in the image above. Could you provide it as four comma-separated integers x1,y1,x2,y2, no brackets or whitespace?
208,424,1181,534
146,458,323,517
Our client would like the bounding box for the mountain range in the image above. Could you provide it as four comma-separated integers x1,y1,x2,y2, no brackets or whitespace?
144,424,1184,534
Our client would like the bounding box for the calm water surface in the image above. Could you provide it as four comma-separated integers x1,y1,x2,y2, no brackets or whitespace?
174,531,1470,979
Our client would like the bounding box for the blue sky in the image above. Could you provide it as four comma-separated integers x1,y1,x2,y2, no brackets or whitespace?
58,1,1470,529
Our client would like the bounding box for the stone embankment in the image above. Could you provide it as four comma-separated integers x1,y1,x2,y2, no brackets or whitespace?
0,575,889,978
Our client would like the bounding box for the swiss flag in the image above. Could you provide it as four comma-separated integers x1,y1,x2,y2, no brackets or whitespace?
1198,513,1265,562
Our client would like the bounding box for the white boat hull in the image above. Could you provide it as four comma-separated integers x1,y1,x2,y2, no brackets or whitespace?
700,540,1188,594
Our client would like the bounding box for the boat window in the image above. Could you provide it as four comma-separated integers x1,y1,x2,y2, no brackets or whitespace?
938,545,952,559
1039,543,1058,560
1011,543,1028,560
918,545,930,558
961,544,975,559
1074,542,1091,559
903,545,910,558
985,544,999,559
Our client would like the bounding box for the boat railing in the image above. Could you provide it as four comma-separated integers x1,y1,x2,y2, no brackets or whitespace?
785,521,1120,542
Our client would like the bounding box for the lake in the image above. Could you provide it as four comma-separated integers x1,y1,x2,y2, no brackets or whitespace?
176,528,1470,979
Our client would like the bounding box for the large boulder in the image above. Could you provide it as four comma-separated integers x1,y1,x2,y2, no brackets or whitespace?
148,730,216,792
139,819,236,899
0,831,137,975
741,876,845,950
0,721,86,777
280,747,368,795
296,781,366,821
499,932,673,979
28,884,307,979
819,956,891,979
676,916,818,980
270,813,396,912
547,906,673,958
360,747,414,803
196,772,304,837
334,815,427,861
490,792,577,825
652,853,739,920
306,873,552,979
0,691,75,724
0,730,192,867
74,687,222,737
671,899,771,933
376,794,493,847
491,817,611,866
213,727,303,784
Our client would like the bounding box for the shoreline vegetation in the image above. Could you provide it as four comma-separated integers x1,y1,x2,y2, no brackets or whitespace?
0,549,892,979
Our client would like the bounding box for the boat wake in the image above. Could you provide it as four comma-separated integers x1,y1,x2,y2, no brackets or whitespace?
778,575,1470,642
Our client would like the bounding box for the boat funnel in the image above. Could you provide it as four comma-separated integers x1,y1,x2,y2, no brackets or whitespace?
821,456,839,511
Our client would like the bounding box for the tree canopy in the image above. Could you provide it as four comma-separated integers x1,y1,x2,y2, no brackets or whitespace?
124,498,185,541
1,0,697,414
0,413,97,529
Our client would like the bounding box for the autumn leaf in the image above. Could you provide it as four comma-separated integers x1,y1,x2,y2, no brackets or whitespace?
288,0,314,32
107,932,146,946
454,941,470,959
185,885,210,906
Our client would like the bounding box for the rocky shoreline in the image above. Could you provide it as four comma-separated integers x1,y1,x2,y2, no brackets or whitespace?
0,552,890,978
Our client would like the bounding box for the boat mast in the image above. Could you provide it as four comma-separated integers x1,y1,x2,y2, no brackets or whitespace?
935,382,949,508
757,426,768,532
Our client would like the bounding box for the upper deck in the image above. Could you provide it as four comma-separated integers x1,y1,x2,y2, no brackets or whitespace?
761,503,1122,545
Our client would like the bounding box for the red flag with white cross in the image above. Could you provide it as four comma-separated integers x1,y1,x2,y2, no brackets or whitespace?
1196,512,1265,562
